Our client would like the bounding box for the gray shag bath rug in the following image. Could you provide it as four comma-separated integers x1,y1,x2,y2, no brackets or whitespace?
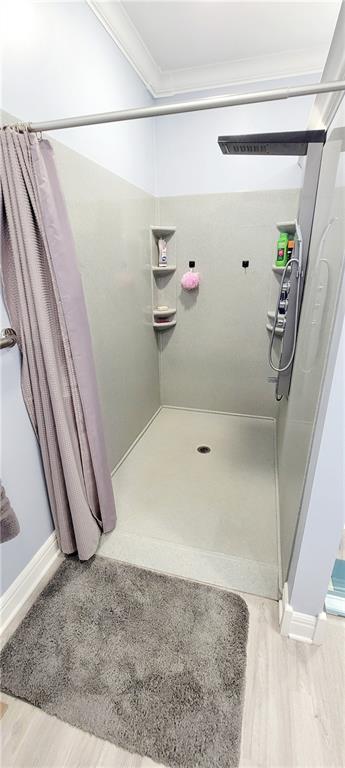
0,557,249,768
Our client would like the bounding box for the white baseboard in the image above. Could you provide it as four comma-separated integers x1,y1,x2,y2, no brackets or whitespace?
279,583,327,644
0,531,63,646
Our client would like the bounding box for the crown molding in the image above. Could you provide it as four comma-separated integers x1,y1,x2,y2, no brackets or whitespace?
88,1,327,98
155,49,325,97
87,0,160,95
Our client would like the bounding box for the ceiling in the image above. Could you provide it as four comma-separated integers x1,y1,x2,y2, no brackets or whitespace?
88,1,342,97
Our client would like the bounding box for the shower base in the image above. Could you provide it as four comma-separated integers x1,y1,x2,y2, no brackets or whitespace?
98,407,279,599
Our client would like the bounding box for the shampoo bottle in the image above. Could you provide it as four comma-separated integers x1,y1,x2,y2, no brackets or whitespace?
276,232,289,267
158,238,168,267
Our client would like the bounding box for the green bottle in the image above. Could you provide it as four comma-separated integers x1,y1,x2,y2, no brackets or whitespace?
276,232,289,267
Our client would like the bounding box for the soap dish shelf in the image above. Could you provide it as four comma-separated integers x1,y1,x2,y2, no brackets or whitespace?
153,320,176,330
276,220,296,236
152,265,176,275
150,224,177,331
150,225,176,240
153,308,176,318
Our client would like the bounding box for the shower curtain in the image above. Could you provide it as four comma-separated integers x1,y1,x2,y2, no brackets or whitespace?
0,127,116,559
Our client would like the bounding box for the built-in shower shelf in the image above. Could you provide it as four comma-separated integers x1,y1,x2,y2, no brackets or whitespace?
266,219,297,346
266,322,284,337
150,226,176,242
150,224,177,331
153,307,176,318
276,220,296,235
152,265,176,275
153,320,177,330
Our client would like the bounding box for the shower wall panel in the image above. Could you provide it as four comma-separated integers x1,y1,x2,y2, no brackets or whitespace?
53,141,160,471
158,189,299,417
277,116,345,583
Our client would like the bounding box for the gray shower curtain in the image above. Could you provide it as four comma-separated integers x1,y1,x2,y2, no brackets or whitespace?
0,127,116,559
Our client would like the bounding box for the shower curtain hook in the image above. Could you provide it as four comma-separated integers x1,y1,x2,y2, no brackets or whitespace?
14,121,29,133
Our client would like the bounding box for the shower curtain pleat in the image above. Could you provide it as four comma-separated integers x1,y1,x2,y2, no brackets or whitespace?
0,127,116,560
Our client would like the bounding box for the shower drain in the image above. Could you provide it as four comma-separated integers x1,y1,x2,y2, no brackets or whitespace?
197,445,211,454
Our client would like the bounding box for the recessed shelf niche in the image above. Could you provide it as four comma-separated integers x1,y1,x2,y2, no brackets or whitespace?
150,226,177,332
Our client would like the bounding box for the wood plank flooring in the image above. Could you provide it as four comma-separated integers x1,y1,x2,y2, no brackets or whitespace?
1,592,344,768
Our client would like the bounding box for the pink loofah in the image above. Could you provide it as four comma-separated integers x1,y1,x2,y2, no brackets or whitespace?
181,271,200,290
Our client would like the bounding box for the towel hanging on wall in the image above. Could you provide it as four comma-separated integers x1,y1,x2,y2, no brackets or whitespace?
0,483,20,543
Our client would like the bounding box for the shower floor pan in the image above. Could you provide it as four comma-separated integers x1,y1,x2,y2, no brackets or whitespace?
98,407,279,599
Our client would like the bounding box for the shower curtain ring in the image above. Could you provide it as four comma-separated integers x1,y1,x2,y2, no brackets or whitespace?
14,122,29,133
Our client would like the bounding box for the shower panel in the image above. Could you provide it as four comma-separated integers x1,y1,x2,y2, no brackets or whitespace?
276,140,325,397
218,130,326,399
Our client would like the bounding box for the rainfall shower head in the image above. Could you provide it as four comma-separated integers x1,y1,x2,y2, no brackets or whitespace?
218,130,326,156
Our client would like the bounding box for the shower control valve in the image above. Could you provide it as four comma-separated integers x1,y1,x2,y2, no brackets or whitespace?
279,298,289,314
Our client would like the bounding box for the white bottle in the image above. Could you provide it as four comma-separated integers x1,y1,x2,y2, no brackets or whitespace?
158,238,168,266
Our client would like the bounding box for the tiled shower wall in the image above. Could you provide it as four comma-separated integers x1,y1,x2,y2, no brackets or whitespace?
158,190,299,418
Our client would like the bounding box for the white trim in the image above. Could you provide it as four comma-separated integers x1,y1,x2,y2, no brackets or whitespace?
155,55,323,99
273,421,283,596
0,532,62,645
111,406,162,476
87,0,159,96
279,583,327,644
288,265,345,602
308,3,345,130
87,0,325,98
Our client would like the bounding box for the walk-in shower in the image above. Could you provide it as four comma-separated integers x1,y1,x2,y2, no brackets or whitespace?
96,111,342,601
4,77,343,605
99,407,279,599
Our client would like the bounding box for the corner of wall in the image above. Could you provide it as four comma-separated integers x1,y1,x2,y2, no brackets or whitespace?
279,583,327,644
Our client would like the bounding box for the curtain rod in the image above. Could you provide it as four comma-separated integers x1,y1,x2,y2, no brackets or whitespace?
23,80,345,133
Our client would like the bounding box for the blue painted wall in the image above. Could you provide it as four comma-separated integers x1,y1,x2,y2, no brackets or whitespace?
0,296,54,594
